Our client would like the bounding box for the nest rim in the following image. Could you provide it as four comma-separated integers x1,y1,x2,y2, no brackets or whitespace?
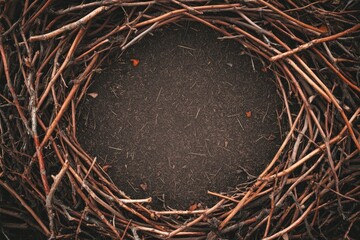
0,1,359,239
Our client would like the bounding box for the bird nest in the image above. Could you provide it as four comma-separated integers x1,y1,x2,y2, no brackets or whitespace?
0,1,359,239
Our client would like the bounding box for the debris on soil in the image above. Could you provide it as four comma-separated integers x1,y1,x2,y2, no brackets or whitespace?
78,24,281,209
130,59,140,67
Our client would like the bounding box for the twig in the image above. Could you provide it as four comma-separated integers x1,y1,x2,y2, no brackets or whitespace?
29,6,109,42
257,0,326,35
46,161,70,238
0,180,51,236
120,220,132,240
40,54,99,148
263,202,315,240
271,24,360,61
121,22,159,51
168,200,225,238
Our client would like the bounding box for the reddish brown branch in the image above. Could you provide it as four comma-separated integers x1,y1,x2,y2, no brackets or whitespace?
0,180,51,236
40,54,99,148
271,24,360,61
46,161,69,238
29,6,108,42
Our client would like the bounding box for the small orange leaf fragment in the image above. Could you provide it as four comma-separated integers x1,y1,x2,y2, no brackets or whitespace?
319,24,328,34
189,203,197,211
246,111,252,118
130,59,140,67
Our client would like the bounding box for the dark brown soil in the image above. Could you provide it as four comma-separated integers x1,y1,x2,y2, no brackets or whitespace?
77,23,282,210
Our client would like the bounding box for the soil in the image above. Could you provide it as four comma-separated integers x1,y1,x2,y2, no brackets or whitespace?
77,23,282,210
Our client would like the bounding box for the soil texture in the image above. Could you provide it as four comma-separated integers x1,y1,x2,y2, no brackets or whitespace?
78,23,282,210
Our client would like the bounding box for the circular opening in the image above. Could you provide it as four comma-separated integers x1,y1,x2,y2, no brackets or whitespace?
78,23,282,209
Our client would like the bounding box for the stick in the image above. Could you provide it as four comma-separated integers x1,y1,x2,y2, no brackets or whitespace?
168,200,225,238
46,161,70,238
29,6,108,42
0,180,51,236
40,54,99,148
271,24,360,61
